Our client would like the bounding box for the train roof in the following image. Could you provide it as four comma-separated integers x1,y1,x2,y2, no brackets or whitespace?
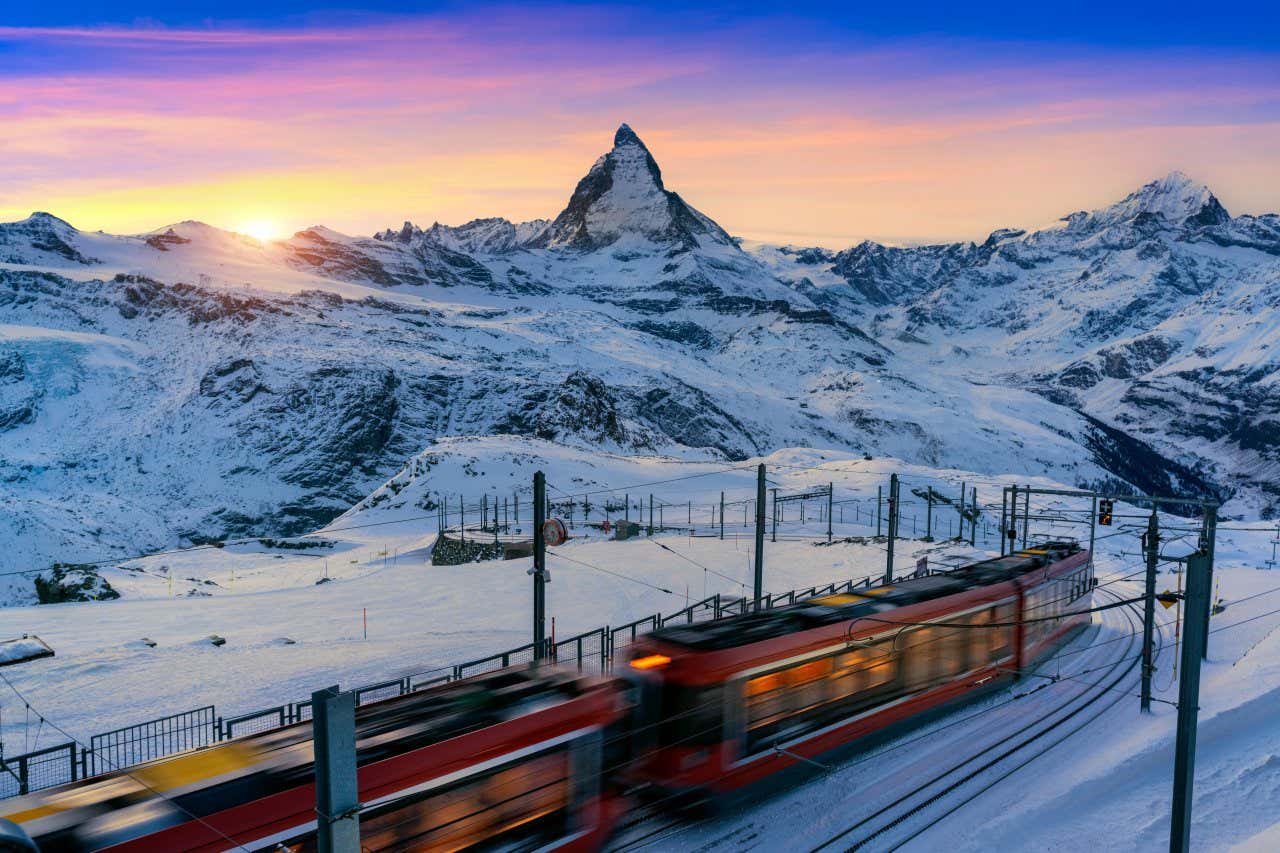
646,541,1083,652
350,665,597,749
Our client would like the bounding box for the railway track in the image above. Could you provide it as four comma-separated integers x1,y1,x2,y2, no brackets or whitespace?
809,586,1152,852
608,583,1154,853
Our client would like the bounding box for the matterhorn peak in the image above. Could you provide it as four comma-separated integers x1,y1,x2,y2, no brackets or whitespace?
613,122,646,149
530,123,732,251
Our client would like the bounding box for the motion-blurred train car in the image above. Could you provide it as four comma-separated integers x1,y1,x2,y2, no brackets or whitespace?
624,542,1094,797
1,668,627,852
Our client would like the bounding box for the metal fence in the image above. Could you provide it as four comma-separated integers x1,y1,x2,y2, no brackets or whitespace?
223,706,287,740
0,742,77,798
88,706,217,777
552,627,608,672
1,571,877,798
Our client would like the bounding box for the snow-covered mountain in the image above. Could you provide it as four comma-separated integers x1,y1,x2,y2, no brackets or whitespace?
2,125,1274,603
760,170,1280,516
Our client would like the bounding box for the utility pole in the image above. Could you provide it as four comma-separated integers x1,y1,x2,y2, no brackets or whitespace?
1141,512,1160,712
827,483,833,543
460,495,465,543
648,493,654,536
958,481,966,541
720,491,725,540
754,464,766,610
884,474,898,584
313,685,359,853
624,493,629,523
1170,551,1211,853
533,471,548,660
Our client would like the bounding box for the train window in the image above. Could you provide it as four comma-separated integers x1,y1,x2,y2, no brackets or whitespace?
902,627,940,690
991,603,1014,660
743,643,898,755
346,749,572,852
936,622,970,678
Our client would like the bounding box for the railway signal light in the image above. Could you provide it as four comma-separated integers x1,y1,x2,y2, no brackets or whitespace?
1098,498,1114,526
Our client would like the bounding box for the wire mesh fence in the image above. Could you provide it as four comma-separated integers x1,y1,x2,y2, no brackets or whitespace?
0,742,77,798
223,706,287,740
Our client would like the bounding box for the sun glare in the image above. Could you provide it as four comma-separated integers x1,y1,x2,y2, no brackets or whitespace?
240,220,280,242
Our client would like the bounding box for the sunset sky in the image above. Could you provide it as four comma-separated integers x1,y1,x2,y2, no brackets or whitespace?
4,1,1278,247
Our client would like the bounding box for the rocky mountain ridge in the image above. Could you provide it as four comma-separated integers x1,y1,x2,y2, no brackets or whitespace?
2,125,1275,602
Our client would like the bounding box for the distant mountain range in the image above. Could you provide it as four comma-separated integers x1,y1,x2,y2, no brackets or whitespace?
2,123,1276,601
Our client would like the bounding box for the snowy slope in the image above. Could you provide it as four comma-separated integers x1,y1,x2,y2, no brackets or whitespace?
0,453,1276,852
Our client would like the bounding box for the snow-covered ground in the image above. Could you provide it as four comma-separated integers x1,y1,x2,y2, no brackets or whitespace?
0,451,1276,850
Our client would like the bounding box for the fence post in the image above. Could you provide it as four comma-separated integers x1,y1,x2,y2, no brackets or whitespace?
313,686,359,853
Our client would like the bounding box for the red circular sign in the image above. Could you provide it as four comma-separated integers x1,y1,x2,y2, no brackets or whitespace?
543,518,568,547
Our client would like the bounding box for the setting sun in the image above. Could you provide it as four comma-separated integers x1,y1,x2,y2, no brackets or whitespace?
239,220,280,242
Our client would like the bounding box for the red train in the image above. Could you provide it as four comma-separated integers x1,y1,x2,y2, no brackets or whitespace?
623,541,1094,797
0,542,1092,851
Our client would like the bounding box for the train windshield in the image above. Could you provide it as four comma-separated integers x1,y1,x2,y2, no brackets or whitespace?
659,684,723,745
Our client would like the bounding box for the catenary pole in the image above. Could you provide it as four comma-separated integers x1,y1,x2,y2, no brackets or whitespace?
884,474,898,584
1141,511,1159,712
1021,486,1030,548
877,485,883,537
827,482,833,543
970,486,977,546
533,471,547,659
1170,551,1211,853
753,464,766,609
1200,504,1217,659
926,487,935,543
771,487,778,543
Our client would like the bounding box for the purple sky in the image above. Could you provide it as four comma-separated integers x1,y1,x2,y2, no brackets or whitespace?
3,4,1278,245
